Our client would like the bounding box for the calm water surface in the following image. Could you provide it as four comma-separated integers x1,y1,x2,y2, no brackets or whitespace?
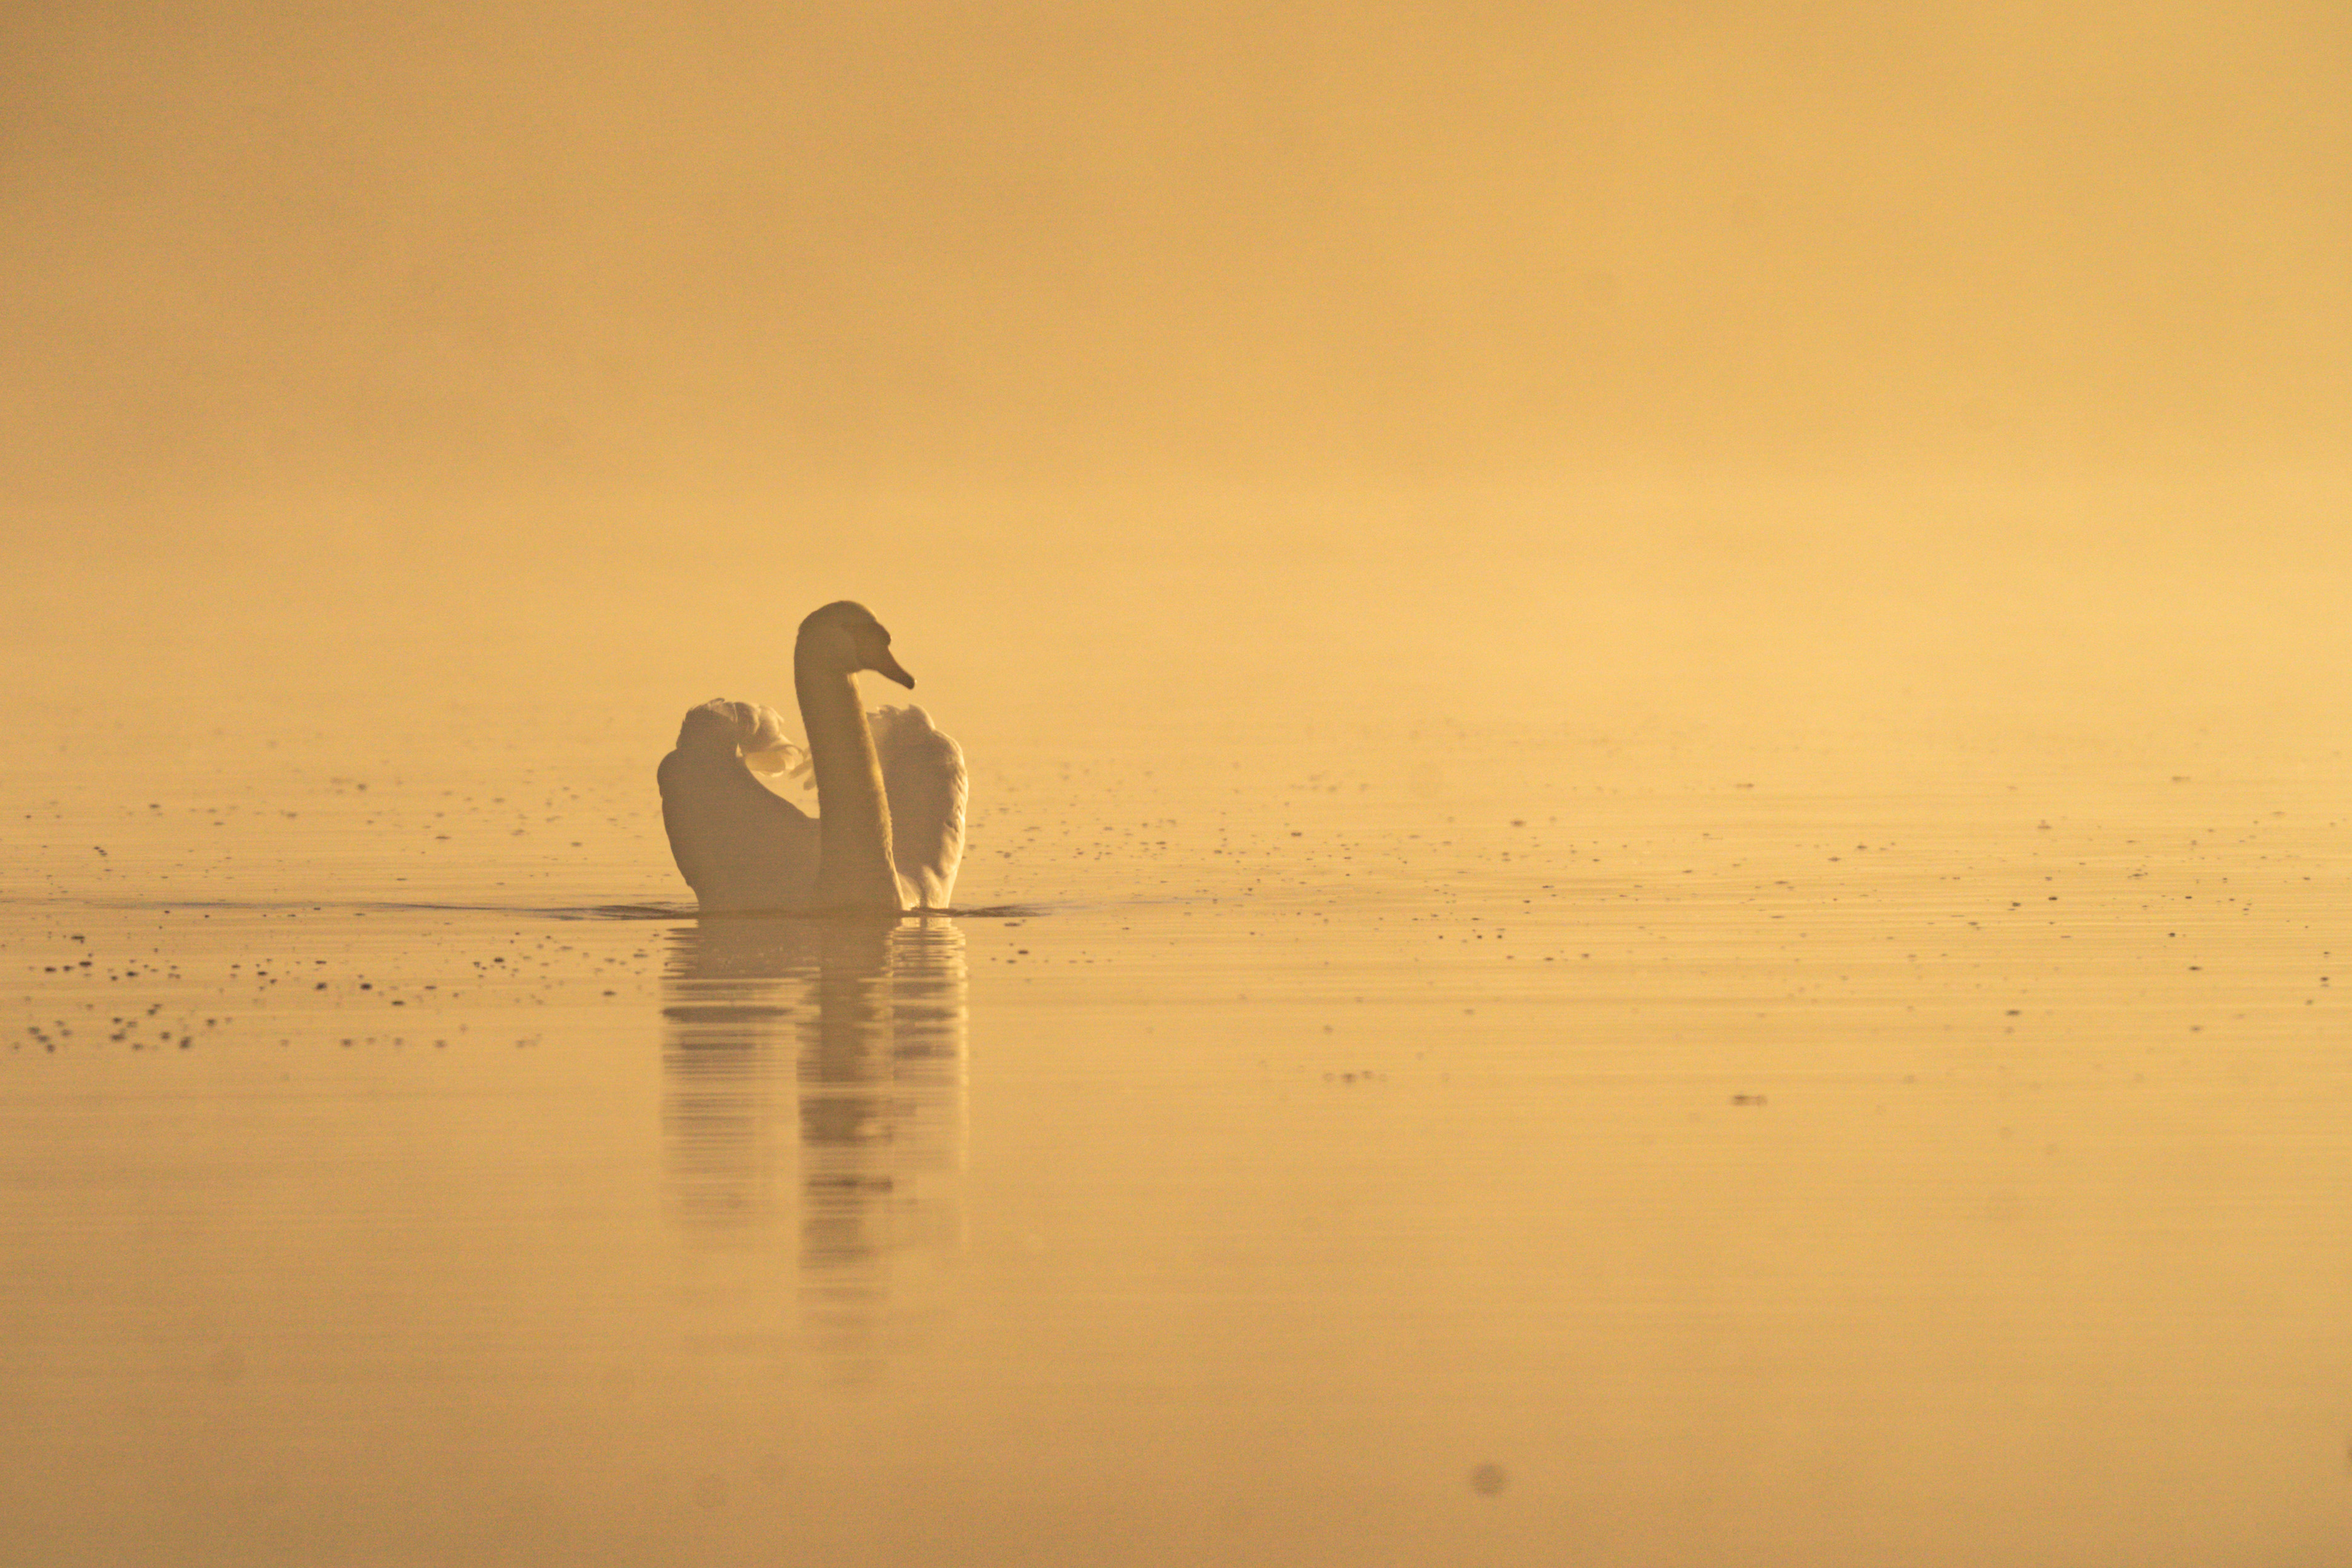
6,499,2352,1565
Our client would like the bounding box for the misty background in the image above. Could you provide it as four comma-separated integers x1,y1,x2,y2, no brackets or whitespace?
4,1,2348,757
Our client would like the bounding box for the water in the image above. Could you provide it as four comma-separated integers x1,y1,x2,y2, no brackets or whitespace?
7,479,2352,1565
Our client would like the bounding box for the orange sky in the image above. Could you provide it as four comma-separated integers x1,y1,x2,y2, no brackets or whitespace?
4,0,2346,516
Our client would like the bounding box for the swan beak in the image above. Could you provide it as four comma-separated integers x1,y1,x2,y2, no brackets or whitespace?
873,650,916,689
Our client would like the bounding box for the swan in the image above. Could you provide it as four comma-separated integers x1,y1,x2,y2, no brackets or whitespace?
658,602,967,913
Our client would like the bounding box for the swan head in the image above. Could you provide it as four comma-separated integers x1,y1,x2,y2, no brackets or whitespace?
798,600,915,689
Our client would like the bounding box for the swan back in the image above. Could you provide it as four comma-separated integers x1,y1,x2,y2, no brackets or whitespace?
870,704,966,908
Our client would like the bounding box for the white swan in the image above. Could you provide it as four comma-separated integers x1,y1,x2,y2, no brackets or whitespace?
658,602,967,913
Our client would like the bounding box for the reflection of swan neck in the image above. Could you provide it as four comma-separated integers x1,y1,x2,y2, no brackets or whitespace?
795,645,902,910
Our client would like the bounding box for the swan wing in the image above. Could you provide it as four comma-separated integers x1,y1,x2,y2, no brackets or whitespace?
658,701,819,911
869,704,967,908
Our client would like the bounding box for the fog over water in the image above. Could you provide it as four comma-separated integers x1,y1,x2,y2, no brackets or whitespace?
4,4,2350,1564
6,0,2347,747
8,0,2348,498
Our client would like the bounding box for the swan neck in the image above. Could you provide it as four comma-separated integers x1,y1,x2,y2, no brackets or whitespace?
795,655,903,910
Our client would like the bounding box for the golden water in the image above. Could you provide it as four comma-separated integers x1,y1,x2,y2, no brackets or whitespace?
6,477,2352,1565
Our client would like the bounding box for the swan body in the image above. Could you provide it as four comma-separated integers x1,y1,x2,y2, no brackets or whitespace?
658,602,966,913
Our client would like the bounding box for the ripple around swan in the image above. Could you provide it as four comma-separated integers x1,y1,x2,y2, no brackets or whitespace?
0,895,1056,924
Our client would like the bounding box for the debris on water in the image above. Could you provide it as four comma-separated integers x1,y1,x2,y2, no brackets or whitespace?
1469,1463,1508,1496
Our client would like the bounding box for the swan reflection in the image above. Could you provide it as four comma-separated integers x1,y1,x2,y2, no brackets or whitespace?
662,916,968,1358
